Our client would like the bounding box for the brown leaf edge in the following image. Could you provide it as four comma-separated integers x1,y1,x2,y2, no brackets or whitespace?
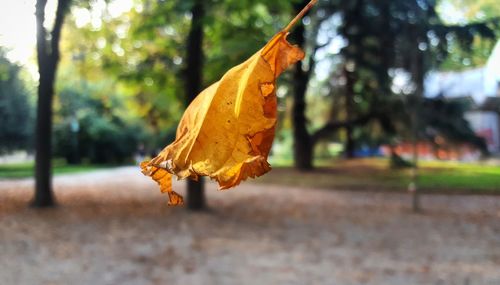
140,160,184,206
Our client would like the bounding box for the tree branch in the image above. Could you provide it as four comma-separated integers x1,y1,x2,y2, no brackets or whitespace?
311,112,375,144
35,0,48,69
49,0,71,68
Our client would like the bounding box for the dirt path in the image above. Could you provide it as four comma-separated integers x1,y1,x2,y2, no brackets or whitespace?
1,167,499,285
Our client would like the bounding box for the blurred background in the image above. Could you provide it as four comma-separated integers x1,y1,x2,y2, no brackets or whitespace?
0,0,499,284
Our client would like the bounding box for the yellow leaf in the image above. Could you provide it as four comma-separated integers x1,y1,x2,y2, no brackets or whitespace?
141,1,317,205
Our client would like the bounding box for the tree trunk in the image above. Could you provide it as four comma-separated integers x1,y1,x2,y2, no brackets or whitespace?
33,72,56,207
410,39,425,213
184,0,205,210
345,126,355,158
32,0,69,208
291,1,313,170
187,179,205,210
344,64,355,158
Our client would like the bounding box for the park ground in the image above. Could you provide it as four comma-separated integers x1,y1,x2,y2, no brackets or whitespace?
2,158,500,193
0,165,499,285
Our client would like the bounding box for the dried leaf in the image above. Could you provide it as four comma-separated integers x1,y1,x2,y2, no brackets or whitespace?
141,2,316,205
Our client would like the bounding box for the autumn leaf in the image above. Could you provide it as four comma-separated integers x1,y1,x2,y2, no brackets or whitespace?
141,0,317,205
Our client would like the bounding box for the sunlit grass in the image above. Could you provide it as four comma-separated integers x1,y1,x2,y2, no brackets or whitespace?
0,161,113,179
257,158,500,194
416,160,500,192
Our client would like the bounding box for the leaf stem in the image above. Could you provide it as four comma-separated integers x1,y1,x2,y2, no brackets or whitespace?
283,0,318,33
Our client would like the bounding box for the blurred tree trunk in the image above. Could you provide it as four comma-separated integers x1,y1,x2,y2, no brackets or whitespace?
184,0,205,210
32,0,71,208
291,1,313,170
341,0,364,159
410,47,425,213
343,64,355,158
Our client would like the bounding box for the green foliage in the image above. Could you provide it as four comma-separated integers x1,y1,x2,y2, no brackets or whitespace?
53,78,147,164
59,0,296,153
0,49,33,153
203,0,293,82
437,0,500,70
45,0,496,168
